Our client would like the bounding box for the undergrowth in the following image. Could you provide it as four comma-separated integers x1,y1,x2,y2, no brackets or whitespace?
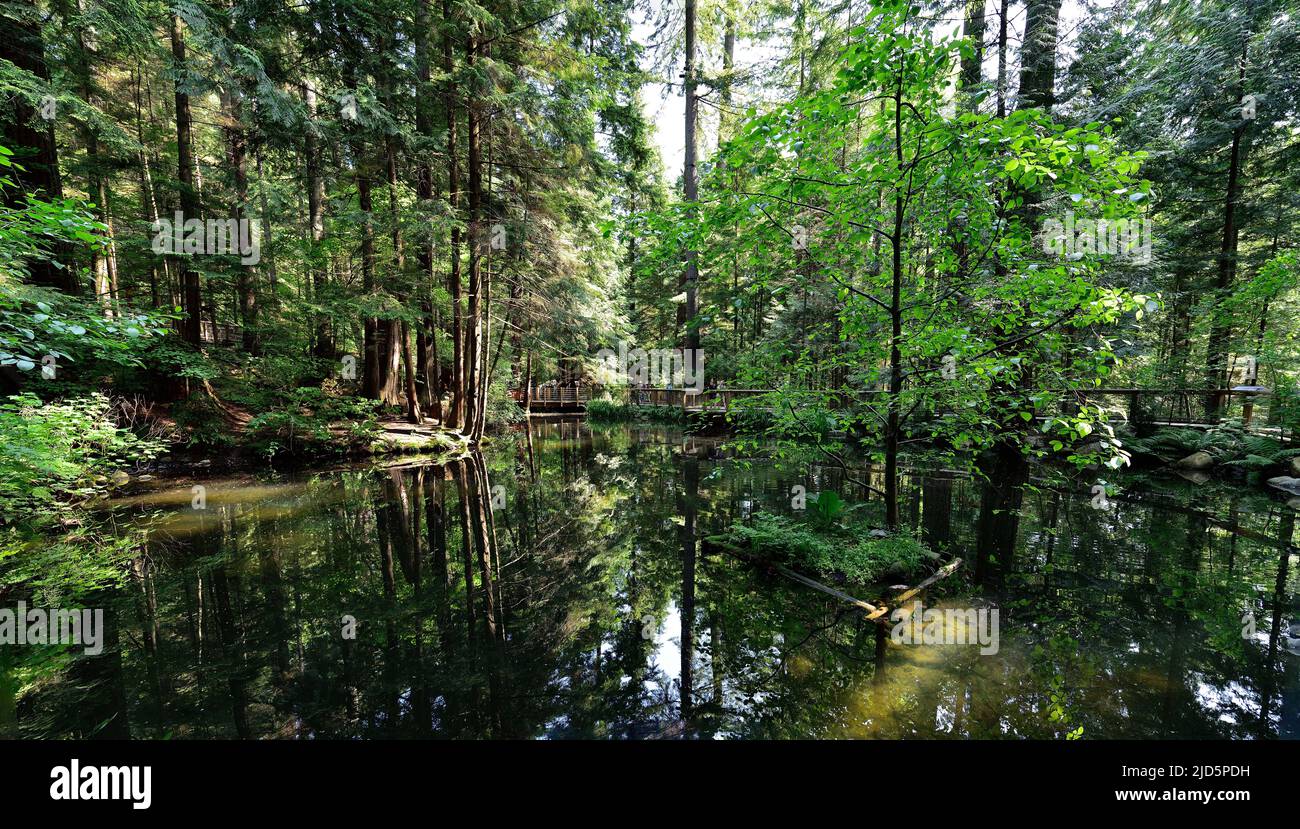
723,511,930,586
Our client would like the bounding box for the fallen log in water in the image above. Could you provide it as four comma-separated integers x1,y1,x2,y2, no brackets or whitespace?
704,536,962,622
890,557,963,606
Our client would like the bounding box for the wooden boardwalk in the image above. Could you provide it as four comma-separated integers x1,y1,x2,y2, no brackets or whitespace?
510,384,1282,431
512,385,772,414
511,384,597,413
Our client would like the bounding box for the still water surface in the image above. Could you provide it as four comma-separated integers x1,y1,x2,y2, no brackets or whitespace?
18,421,1300,738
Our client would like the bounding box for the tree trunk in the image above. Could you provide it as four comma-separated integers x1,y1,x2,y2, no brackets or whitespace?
133,63,166,308
358,141,381,399
171,11,202,345
75,4,117,316
679,456,699,725
0,0,75,293
401,320,422,423
414,1,440,416
885,82,905,532
681,0,701,379
1204,48,1249,417
304,81,332,359
443,0,466,430
255,149,277,315
996,0,1009,117
1016,0,1064,111
960,0,987,101
221,89,259,353
464,34,484,440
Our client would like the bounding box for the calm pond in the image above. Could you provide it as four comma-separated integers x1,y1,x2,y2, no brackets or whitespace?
15,421,1300,739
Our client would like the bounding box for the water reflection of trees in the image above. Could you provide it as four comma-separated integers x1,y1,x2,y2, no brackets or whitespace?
14,423,1299,739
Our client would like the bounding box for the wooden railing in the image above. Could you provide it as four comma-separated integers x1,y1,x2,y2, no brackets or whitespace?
627,387,869,411
627,387,692,407
510,383,1281,429
199,321,242,345
692,388,771,411
1067,388,1276,428
619,387,770,409
516,384,598,404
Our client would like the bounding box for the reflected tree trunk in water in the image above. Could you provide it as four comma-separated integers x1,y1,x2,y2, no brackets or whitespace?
1139,504,1179,601
452,457,507,734
974,450,1028,586
424,470,454,657
921,472,954,554
130,554,166,723
256,511,294,737
914,659,943,737
408,468,430,734
211,565,250,738
475,452,505,638
1041,491,1060,590
374,483,400,730
465,460,498,640
185,569,204,678
1161,509,1207,726
524,417,538,480
513,439,535,616
679,454,698,728
859,619,889,738
1258,510,1294,738
467,462,501,732
451,455,504,735
258,542,290,682
388,471,419,589
67,598,131,739
454,464,477,646
421,466,460,733
454,463,481,736
213,508,251,738
379,468,434,731
710,610,723,707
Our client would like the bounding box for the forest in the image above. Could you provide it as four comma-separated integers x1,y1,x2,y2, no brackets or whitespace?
0,0,1298,743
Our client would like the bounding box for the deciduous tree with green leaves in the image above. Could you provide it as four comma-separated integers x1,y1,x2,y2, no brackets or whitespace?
690,1,1152,529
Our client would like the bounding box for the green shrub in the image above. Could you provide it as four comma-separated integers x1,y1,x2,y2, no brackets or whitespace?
809,490,853,528
726,405,775,433
587,398,687,424
245,387,381,459
586,398,634,420
0,523,143,600
1273,385,1300,435
0,279,172,385
1126,420,1300,470
0,393,165,523
725,512,929,585
170,394,238,449
486,377,527,428
633,404,688,424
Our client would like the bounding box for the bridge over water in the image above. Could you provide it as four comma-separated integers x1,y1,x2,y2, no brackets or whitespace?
512,384,1283,432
